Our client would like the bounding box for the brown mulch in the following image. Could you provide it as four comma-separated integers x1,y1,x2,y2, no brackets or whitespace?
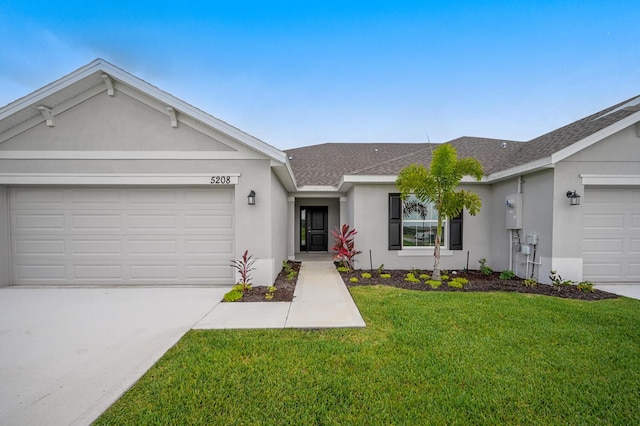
339,268,619,301
232,261,300,302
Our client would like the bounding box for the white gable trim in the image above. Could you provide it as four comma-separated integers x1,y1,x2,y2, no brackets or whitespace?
0,59,288,165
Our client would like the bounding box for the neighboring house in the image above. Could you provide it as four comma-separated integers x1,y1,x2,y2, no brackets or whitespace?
0,59,638,286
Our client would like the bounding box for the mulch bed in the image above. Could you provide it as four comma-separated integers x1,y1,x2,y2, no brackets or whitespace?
233,261,301,302
339,269,619,301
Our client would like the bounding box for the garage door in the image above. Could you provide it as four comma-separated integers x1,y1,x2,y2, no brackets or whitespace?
9,187,234,285
582,187,640,282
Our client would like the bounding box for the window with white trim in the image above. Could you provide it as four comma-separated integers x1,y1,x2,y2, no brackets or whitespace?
402,195,446,248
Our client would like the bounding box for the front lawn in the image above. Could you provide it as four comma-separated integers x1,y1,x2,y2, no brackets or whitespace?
95,287,640,425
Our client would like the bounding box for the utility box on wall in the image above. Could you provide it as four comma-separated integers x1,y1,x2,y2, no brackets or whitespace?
505,194,523,229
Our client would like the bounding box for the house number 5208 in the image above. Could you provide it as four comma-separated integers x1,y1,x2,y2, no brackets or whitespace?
210,176,232,184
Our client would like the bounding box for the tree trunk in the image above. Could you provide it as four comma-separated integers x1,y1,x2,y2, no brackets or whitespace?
432,221,442,280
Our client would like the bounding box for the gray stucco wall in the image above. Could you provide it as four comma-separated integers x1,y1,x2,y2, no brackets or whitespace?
350,183,492,272
0,187,9,286
488,171,554,281
519,170,554,281
270,170,288,278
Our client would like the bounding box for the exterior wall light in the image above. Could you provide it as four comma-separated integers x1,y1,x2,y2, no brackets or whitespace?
247,190,256,205
566,190,581,206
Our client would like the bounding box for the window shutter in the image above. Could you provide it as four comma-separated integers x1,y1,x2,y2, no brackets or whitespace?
389,193,402,250
449,212,463,250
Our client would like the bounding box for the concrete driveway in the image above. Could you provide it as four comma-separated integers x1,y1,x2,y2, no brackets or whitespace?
0,287,227,426
596,284,640,300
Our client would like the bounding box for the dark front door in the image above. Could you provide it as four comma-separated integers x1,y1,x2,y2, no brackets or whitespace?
301,207,328,251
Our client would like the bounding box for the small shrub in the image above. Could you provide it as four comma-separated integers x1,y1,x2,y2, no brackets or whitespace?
380,273,391,279
499,270,516,280
478,258,493,275
223,289,243,302
419,274,430,280
265,293,274,300
350,277,359,283
448,277,469,289
230,250,257,291
409,267,422,276
267,286,277,293
577,281,595,293
377,264,385,275
523,278,537,287
549,270,574,288
441,275,449,281
336,266,350,273
232,283,251,292
427,280,442,289
361,272,372,279
405,273,421,283
287,270,297,280
331,224,362,271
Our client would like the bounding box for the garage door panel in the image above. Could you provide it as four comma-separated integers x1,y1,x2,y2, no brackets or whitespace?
185,239,234,255
128,214,178,230
185,188,233,204
16,239,66,256
13,214,65,232
582,238,622,254
71,189,121,204
185,214,233,231
186,265,234,280
129,264,179,280
73,265,123,279
9,187,235,285
582,214,624,229
71,214,122,230
16,264,66,280
12,188,65,205
128,239,178,255
72,239,122,255
583,187,639,282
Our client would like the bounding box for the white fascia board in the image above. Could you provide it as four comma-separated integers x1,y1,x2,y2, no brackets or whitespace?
0,151,267,160
0,59,106,120
338,174,487,191
294,185,339,192
290,191,343,198
484,157,553,182
551,110,640,163
580,174,640,186
0,173,240,186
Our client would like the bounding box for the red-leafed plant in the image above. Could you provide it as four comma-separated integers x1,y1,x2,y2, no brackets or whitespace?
331,224,362,271
230,249,256,291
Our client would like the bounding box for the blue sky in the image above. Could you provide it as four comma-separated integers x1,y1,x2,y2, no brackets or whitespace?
1,1,639,149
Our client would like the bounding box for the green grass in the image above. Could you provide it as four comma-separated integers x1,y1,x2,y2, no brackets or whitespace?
95,287,640,425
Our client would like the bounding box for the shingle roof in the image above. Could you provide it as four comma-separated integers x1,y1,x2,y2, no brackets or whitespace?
286,94,640,188
286,138,521,187
502,95,640,169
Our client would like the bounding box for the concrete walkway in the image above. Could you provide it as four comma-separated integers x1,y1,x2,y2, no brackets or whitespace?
194,261,366,329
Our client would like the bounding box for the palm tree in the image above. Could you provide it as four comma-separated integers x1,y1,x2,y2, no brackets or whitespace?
396,144,483,280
